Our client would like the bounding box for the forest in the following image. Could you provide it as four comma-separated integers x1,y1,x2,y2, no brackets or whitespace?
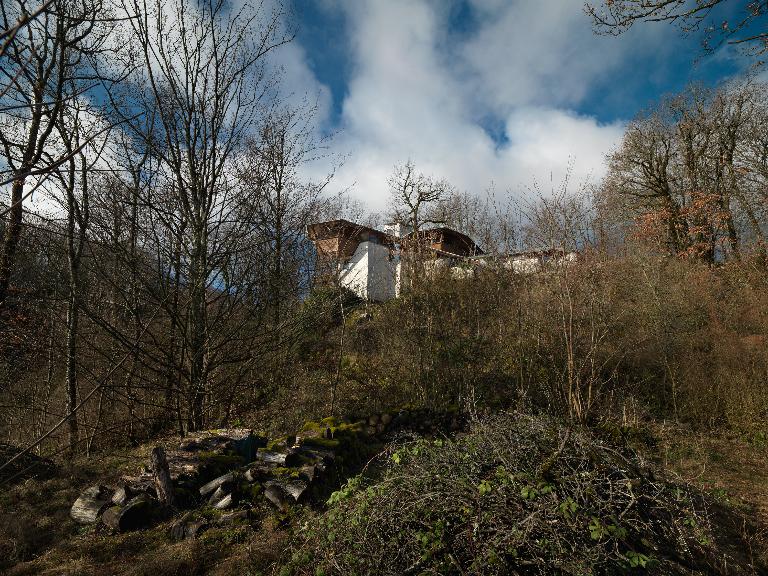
1,1,768,575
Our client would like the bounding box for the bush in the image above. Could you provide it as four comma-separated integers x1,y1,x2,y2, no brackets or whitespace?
279,413,765,575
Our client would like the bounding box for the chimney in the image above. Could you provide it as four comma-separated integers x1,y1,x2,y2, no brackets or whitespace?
383,221,413,238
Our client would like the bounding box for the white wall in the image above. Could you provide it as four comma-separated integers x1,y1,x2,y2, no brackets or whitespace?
339,240,398,301
339,242,370,299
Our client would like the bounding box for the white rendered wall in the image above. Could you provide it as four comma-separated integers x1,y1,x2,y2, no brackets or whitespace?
339,242,370,300
339,240,398,301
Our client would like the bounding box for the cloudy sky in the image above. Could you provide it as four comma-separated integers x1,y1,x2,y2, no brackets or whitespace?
273,0,746,213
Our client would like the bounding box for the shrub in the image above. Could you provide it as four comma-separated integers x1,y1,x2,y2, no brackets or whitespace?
279,413,765,575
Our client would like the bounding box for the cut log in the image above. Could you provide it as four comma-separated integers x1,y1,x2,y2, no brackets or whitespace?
208,485,230,506
282,479,309,502
101,494,158,532
254,450,292,466
169,512,208,541
70,485,113,524
199,471,234,496
212,493,233,510
163,429,266,483
296,446,335,463
299,464,317,483
245,465,274,483
111,487,129,506
215,510,250,525
263,483,291,511
151,445,175,507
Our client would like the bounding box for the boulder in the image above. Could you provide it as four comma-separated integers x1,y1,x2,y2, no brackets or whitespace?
70,485,114,524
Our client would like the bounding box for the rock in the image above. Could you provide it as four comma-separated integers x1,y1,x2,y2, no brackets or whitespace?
70,485,114,524
368,414,381,426
199,472,235,496
101,494,158,532
380,413,393,426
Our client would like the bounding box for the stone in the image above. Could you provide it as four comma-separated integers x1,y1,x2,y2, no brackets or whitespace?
368,414,381,426
380,413,393,426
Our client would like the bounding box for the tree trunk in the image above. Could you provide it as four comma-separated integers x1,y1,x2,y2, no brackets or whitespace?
151,445,175,507
187,235,208,432
0,177,25,305
65,287,80,457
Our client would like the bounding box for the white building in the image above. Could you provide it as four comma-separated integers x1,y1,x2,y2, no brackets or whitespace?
307,219,576,301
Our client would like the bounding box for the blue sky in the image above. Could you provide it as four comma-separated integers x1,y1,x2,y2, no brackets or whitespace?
278,1,756,213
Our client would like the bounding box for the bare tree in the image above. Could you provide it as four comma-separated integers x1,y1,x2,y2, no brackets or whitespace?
586,0,768,56
112,0,293,431
387,160,454,234
238,101,333,328
0,0,113,306
603,81,768,261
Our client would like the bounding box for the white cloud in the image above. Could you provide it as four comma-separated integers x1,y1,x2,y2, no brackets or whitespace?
292,0,634,213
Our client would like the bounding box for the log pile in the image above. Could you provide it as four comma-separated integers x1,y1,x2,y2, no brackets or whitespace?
68,410,465,537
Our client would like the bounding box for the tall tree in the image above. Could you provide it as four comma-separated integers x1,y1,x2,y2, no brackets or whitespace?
0,0,112,306
113,0,292,431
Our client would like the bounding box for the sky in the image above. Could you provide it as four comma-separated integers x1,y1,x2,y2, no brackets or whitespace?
274,0,751,214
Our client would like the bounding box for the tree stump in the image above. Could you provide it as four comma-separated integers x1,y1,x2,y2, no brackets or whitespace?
151,445,175,507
